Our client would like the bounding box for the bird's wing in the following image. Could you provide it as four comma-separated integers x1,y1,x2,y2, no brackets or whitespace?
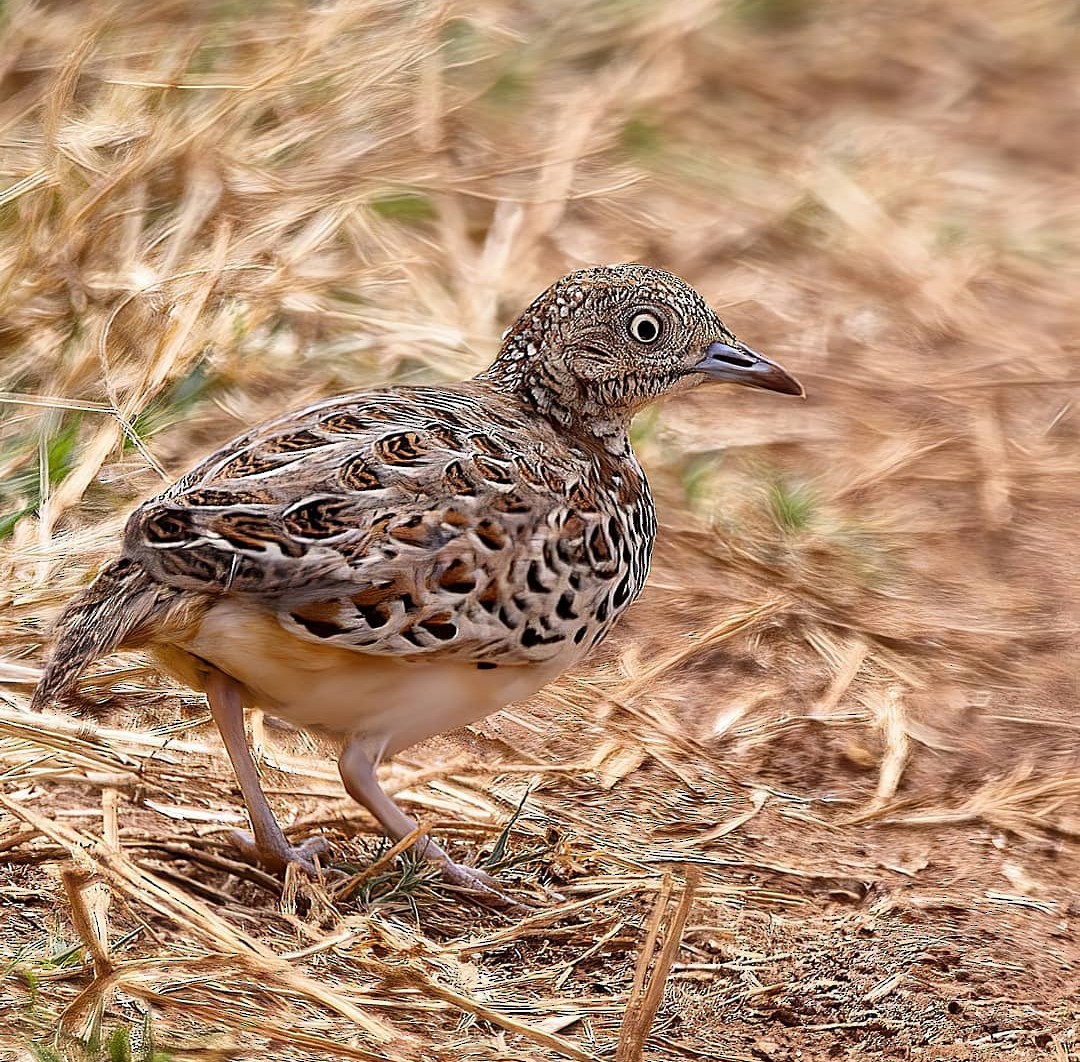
125,385,630,662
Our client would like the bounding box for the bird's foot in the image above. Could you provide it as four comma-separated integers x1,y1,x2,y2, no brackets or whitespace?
228,829,330,877
437,858,530,913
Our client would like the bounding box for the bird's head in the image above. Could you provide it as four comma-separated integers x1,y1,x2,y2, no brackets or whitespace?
480,264,802,439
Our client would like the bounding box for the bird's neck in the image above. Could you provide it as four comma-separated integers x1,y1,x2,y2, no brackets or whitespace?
476,332,632,455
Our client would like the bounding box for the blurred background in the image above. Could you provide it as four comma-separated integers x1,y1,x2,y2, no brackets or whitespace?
1,1,1078,1059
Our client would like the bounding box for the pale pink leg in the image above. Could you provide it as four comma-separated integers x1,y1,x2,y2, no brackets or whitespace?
338,736,523,908
205,669,328,874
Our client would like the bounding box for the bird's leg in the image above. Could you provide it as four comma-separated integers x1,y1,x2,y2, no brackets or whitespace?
204,668,328,875
338,736,523,909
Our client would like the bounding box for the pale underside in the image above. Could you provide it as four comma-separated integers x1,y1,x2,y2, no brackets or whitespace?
153,601,571,759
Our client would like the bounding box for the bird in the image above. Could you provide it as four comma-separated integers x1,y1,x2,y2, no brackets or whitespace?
32,264,802,902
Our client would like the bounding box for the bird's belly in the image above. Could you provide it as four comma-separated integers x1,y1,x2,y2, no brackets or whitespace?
176,600,569,757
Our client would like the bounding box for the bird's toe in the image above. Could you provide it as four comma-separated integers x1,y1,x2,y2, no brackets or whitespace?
228,828,330,877
438,859,530,913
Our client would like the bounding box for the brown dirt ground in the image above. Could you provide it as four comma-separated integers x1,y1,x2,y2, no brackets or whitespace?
1,1,1078,1060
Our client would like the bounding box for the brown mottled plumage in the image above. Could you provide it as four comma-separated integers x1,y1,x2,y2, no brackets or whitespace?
34,264,801,903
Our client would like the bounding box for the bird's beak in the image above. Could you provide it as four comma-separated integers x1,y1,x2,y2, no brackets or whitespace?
694,341,804,397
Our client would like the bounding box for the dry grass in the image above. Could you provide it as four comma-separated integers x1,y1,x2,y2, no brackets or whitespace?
2,0,1079,1059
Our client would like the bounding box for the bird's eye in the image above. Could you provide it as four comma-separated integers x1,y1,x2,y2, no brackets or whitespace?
629,312,662,344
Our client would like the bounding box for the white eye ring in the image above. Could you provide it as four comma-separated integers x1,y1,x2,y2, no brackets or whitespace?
629,311,662,344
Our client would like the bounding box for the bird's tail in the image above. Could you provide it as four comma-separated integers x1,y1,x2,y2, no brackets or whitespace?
31,557,178,711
